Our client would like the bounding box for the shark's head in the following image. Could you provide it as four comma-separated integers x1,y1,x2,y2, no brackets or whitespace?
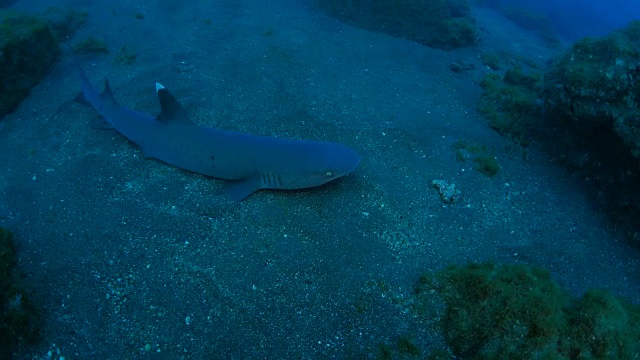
285,141,360,190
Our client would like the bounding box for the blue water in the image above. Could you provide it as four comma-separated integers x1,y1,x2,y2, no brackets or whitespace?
480,0,640,39
1,0,639,358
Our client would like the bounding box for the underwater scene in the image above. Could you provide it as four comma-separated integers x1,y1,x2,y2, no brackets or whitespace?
1,0,640,358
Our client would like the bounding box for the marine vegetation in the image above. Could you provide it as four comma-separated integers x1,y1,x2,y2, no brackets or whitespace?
0,227,42,358
376,335,422,359
113,45,138,65
480,52,501,70
40,6,87,41
0,11,60,117
72,36,109,55
452,141,500,177
473,2,559,48
414,262,640,359
544,20,640,247
502,7,560,48
478,66,543,148
317,0,476,50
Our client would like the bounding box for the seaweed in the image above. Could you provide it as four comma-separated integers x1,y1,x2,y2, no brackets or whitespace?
452,141,500,177
72,36,109,55
478,66,543,148
0,11,60,117
0,227,43,358
416,262,640,359
317,0,476,50
113,45,138,65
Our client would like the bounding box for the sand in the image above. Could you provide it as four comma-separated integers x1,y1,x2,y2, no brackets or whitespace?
1,1,638,358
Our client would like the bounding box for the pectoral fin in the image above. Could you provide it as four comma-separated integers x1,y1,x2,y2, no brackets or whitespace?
222,178,261,202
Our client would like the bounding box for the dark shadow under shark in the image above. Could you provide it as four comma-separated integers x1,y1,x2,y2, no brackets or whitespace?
76,67,360,201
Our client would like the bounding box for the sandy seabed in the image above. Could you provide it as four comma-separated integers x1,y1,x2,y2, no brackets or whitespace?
1,1,639,358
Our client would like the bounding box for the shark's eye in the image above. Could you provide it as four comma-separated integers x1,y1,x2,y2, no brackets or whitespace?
325,171,333,177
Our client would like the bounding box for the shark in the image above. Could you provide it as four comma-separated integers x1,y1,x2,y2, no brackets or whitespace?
76,67,360,201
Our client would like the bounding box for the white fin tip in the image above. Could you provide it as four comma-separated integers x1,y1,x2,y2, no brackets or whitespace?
156,83,165,92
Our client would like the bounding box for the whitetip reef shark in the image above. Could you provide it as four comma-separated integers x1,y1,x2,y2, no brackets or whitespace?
76,66,360,201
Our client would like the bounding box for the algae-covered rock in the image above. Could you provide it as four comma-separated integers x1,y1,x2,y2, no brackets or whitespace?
41,6,87,41
0,227,16,289
452,141,501,177
503,8,561,48
317,0,476,50
415,262,640,359
544,21,640,245
545,21,640,158
0,227,42,358
0,11,60,117
478,67,543,148
72,36,109,55
112,45,138,65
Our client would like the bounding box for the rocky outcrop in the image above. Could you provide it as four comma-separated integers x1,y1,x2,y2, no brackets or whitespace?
0,12,61,117
317,0,476,50
544,21,640,244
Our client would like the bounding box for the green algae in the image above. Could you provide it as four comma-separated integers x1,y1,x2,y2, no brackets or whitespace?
73,36,109,55
414,262,640,359
478,66,543,148
113,45,138,65
317,0,476,50
0,11,60,117
452,141,500,177
41,6,87,41
543,20,640,247
0,227,42,357
481,52,501,70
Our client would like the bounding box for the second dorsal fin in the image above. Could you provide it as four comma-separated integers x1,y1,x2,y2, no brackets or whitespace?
101,79,116,102
155,83,193,125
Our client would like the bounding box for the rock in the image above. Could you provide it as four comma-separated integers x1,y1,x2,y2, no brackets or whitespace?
543,21,640,246
0,11,61,117
317,0,476,50
450,60,475,73
40,7,87,41
431,179,461,203
544,21,640,159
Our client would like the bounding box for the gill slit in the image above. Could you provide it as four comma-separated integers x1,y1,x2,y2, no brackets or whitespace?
259,172,283,188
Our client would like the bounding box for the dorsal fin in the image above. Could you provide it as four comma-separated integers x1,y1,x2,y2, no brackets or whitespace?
155,83,193,125
100,79,116,102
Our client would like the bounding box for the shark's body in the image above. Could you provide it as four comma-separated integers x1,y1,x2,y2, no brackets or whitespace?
77,68,360,201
